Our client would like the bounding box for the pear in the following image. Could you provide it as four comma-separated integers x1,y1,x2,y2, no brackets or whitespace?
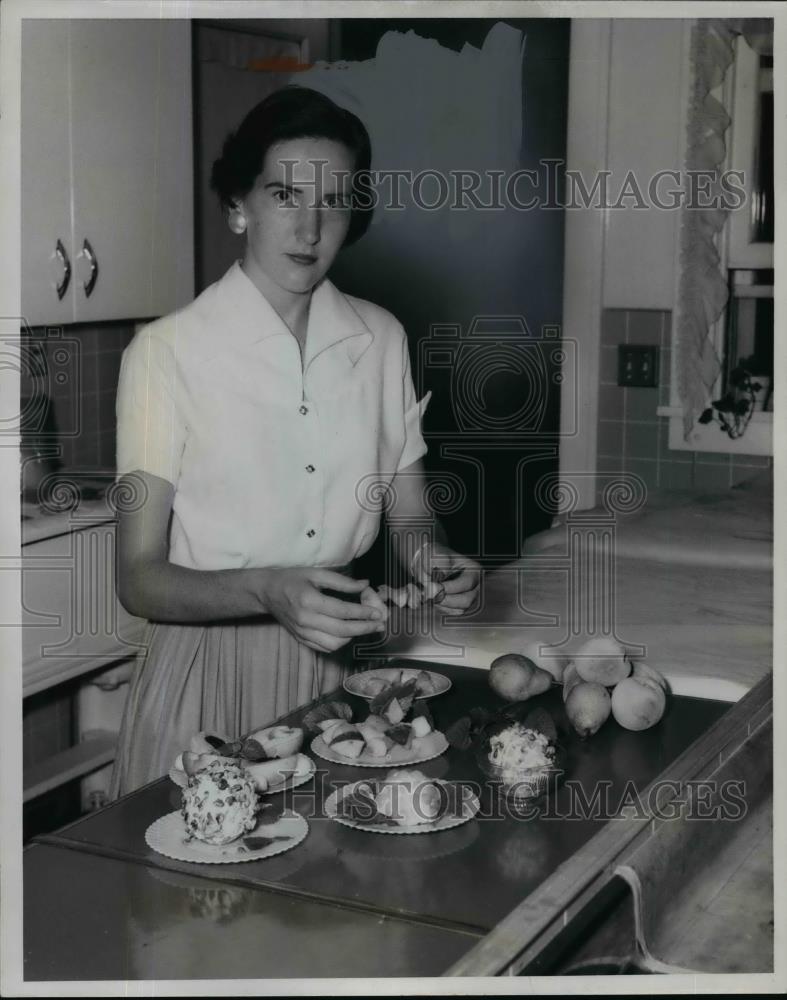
630,660,669,694
489,653,552,703
611,676,666,731
565,682,611,738
562,662,582,703
517,640,570,683
574,637,631,686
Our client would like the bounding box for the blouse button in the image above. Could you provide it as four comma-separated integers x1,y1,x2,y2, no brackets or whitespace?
305,464,315,473
306,529,316,538
299,404,309,415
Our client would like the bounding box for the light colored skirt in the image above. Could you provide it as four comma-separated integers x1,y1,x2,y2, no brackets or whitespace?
109,618,350,798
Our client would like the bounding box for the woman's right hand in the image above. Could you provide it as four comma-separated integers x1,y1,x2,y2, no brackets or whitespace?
258,568,386,653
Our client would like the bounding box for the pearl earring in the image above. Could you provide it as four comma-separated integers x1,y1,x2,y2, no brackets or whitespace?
228,208,247,235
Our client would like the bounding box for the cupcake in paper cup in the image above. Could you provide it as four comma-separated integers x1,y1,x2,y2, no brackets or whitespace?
476,722,564,813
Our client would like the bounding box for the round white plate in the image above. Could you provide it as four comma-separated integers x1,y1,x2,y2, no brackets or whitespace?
169,754,315,795
145,809,308,864
324,780,479,835
344,667,451,701
311,732,448,768
261,756,316,794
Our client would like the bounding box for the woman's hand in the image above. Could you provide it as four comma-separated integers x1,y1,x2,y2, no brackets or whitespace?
412,544,481,617
259,568,386,653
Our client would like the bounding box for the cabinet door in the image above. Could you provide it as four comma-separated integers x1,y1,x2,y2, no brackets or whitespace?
22,523,146,697
20,19,75,327
69,19,194,323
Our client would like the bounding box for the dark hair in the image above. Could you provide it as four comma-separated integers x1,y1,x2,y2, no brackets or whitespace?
210,86,373,247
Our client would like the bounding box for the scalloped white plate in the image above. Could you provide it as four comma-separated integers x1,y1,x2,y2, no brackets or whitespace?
311,732,448,768
324,780,479,835
145,809,308,864
344,667,451,701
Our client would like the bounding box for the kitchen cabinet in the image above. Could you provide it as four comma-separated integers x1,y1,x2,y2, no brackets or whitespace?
21,513,144,805
601,19,688,311
22,517,145,697
21,19,194,327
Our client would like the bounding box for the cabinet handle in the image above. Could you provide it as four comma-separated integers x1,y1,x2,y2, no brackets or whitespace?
54,239,71,300
80,238,99,298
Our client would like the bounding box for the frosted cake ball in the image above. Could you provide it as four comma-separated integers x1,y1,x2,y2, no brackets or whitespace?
181,759,258,845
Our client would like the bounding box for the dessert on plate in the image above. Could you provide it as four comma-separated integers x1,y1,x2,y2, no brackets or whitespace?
485,723,557,784
373,768,443,826
181,758,259,845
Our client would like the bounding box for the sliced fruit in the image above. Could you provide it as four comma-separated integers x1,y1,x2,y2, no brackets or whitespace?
385,723,413,748
410,715,432,738
302,700,352,734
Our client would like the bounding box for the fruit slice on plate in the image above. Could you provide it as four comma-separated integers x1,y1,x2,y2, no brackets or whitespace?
245,753,312,793
310,730,448,768
344,668,451,701
247,724,304,758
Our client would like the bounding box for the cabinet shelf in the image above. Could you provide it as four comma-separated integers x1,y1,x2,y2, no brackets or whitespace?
23,730,117,803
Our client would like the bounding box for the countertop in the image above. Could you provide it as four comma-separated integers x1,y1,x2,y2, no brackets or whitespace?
22,476,116,546
26,662,732,981
371,484,772,696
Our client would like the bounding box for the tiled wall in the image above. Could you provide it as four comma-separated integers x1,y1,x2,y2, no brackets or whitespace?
22,321,135,472
597,309,772,491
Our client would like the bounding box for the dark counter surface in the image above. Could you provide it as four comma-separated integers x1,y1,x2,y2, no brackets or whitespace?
24,843,476,981
33,662,729,944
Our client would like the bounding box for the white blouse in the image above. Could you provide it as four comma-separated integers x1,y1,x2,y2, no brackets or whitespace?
116,261,429,571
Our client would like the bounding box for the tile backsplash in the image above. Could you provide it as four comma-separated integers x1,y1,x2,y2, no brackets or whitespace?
597,309,772,491
21,320,135,473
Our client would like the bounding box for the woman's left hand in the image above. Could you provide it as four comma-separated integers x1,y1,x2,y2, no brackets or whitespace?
413,544,481,617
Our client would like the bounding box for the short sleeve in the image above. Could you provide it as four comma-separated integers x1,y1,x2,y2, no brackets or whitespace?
115,329,187,486
397,331,431,471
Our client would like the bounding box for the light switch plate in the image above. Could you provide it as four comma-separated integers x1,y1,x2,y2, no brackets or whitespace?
617,345,659,387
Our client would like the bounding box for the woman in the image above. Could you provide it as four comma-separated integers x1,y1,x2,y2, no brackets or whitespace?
110,87,479,796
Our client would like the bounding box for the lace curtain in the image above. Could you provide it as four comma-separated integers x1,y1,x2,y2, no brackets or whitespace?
676,18,773,438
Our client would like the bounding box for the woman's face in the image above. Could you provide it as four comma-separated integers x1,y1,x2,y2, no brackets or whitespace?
237,136,355,302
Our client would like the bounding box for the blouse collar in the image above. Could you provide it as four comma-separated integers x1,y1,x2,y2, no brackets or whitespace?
192,261,374,368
